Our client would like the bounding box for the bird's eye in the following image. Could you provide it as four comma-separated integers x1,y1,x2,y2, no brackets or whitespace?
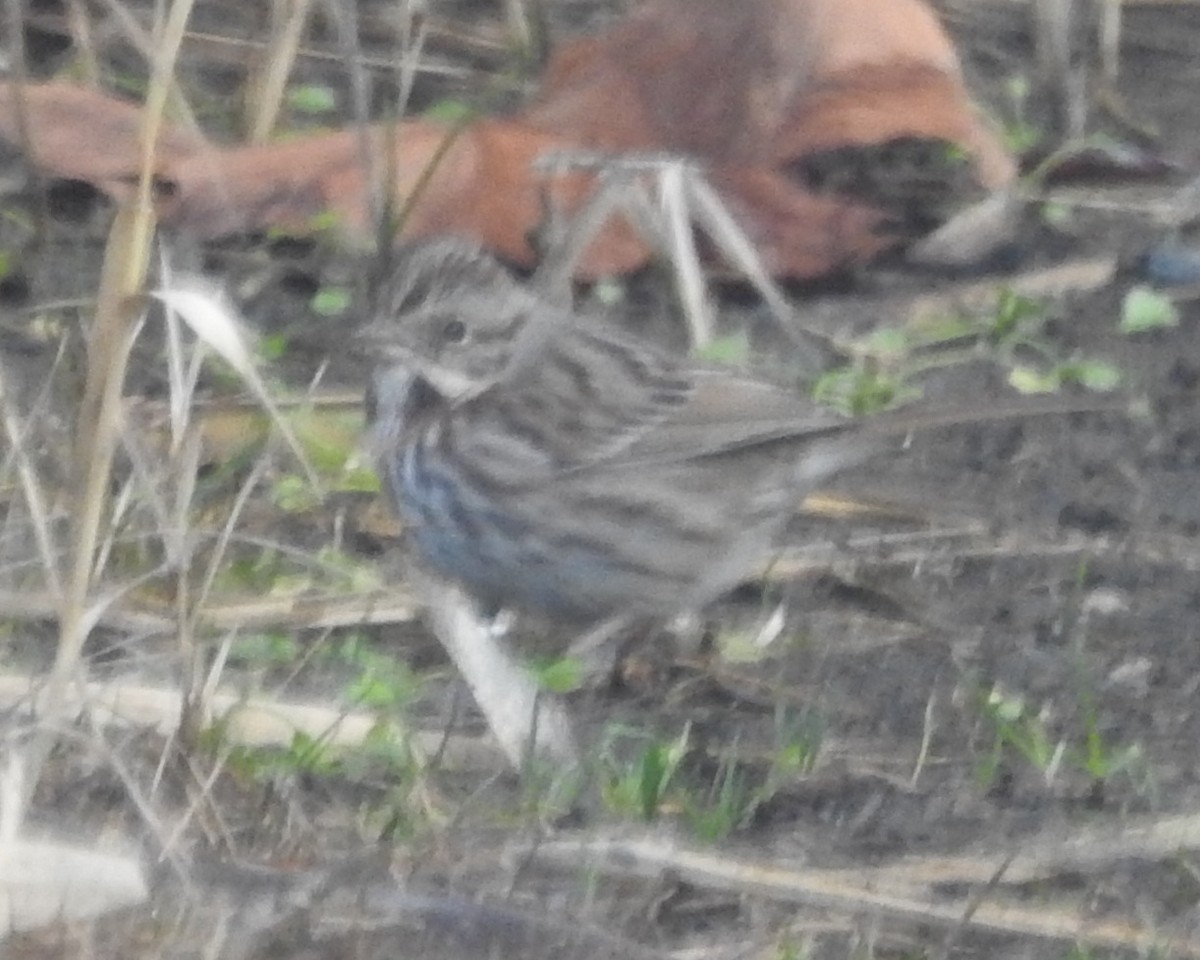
441,319,468,344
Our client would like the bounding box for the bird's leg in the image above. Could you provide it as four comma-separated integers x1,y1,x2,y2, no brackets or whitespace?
566,615,640,680
419,578,580,772
566,613,713,684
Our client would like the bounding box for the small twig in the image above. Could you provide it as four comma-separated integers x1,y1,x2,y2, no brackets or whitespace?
933,852,1016,960
244,0,316,143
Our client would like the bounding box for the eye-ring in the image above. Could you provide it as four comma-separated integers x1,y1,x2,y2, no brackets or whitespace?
441,318,468,343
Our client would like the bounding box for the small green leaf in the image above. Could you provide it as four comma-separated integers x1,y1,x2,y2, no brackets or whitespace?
812,367,907,415
694,332,750,365
273,473,320,512
862,327,910,358
533,657,585,694
232,632,300,665
1060,359,1122,392
590,278,626,306
715,627,768,664
0,207,34,231
1040,202,1072,228
259,332,289,360
907,313,977,346
316,545,381,592
990,691,1026,723
311,286,352,317
308,209,342,233
991,289,1045,340
638,744,670,819
1120,285,1179,334
348,670,414,709
1007,365,1059,394
1006,74,1030,103
268,571,315,596
337,466,382,494
286,731,337,773
1002,121,1042,155
290,409,359,473
422,99,476,123
288,84,337,114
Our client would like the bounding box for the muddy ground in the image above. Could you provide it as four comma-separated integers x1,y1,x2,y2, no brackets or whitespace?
5,1,1200,958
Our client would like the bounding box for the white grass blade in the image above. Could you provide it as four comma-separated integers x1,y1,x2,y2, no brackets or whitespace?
151,278,323,492
0,840,147,934
152,278,257,382
684,172,794,321
658,161,714,345
0,755,147,935
0,674,501,772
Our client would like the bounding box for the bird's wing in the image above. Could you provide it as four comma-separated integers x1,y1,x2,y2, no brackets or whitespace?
499,323,857,471
579,367,856,468
512,325,696,466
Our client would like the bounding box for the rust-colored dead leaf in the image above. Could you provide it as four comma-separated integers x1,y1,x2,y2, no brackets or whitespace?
163,119,649,273
706,165,893,279
529,0,1012,183
156,131,362,237
0,0,1012,280
0,82,649,275
361,118,650,274
524,0,1014,274
0,80,201,187
773,61,1014,190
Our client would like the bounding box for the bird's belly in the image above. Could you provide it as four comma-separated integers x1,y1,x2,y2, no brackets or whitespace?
390,450,645,622
388,447,785,623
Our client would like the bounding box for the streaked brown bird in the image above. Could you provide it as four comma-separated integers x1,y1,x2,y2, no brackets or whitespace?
358,239,1084,635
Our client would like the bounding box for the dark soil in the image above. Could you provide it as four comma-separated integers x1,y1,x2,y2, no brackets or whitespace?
5,2,1200,959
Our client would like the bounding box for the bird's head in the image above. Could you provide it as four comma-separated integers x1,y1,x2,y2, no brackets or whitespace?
358,239,544,403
